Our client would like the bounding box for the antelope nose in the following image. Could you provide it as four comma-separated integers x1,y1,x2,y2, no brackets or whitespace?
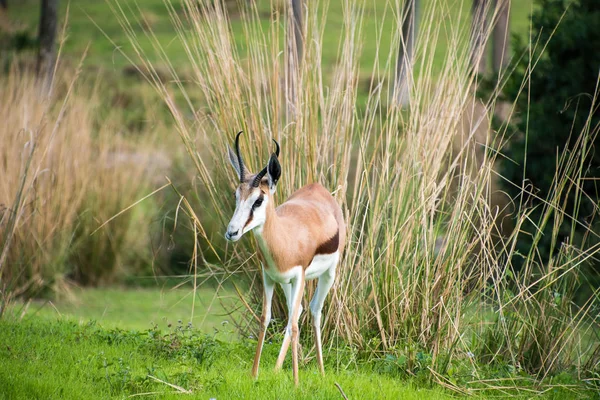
225,229,239,241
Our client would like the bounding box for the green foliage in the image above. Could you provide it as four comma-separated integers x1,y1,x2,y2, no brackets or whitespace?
501,0,600,275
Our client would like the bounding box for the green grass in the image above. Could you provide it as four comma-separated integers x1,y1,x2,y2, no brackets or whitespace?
0,316,459,399
16,286,238,335
1,316,592,399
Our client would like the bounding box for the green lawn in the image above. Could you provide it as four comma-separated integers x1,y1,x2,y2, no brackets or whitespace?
0,317,460,399
16,286,239,335
2,288,597,399
1,315,591,400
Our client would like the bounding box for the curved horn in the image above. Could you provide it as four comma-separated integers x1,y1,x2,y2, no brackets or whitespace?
252,139,280,187
252,166,267,187
235,131,246,182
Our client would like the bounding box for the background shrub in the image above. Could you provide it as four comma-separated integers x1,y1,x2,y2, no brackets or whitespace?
501,0,600,286
0,66,162,297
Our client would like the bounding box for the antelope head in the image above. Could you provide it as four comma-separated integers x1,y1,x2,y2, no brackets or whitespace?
225,131,281,242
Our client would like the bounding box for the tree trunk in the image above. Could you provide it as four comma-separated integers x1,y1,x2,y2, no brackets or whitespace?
492,0,510,74
470,0,489,75
36,0,59,95
291,0,303,65
286,0,303,116
395,0,419,107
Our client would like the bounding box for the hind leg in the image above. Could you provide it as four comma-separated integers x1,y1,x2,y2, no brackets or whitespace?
309,263,336,375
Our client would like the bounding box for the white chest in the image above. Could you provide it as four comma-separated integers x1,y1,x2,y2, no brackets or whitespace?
253,229,278,270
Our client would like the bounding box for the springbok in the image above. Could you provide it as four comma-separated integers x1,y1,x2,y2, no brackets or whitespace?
225,131,345,386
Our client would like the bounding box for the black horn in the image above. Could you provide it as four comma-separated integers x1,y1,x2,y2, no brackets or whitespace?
251,138,280,187
252,167,268,187
235,131,246,182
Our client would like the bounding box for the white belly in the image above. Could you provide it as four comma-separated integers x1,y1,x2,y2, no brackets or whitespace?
262,251,339,284
305,251,339,280
264,265,302,284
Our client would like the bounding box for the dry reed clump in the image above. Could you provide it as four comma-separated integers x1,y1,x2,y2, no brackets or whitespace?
113,0,600,390
0,65,157,301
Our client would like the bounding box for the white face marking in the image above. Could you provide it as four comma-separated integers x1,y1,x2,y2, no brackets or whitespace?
225,187,268,242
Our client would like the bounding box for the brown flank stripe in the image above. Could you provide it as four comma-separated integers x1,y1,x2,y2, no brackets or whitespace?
315,229,339,255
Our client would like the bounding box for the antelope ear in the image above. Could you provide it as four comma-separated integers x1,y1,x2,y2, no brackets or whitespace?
267,154,281,192
227,145,241,179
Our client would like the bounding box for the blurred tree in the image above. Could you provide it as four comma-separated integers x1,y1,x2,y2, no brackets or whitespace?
394,0,419,106
0,0,7,10
501,0,600,276
290,0,303,64
471,0,490,74
36,0,58,94
492,0,510,73
471,0,511,76
286,0,303,115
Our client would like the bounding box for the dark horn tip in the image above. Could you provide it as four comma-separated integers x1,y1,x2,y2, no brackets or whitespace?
234,131,245,182
272,139,280,157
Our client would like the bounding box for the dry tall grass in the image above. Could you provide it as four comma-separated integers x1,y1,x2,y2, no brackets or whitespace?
113,0,599,390
0,64,157,304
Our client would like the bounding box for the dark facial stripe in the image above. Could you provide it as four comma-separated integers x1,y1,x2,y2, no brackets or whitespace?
252,194,264,209
315,230,339,255
244,209,254,229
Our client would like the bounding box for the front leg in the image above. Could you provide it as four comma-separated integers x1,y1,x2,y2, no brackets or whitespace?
290,270,305,386
252,270,274,378
274,281,302,371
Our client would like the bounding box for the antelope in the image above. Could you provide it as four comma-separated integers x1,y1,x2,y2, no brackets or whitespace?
225,131,345,386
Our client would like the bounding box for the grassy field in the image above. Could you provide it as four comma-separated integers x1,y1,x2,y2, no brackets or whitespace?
0,316,591,400
0,317,454,400
2,0,599,398
3,0,535,74
15,286,238,334
2,0,538,118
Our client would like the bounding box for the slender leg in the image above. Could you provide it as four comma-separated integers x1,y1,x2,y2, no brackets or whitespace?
251,270,274,378
310,263,336,376
290,271,305,386
275,281,302,371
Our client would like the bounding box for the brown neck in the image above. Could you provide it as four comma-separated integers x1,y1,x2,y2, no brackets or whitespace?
262,192,278,236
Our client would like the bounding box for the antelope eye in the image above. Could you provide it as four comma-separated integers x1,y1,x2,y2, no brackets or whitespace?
253,197,264,209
